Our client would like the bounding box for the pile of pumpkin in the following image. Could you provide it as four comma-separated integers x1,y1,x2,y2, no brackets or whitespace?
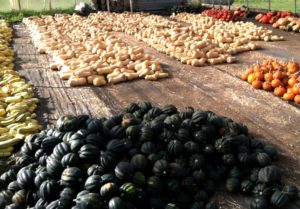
23,15,168,87
0,102,298,209
255,12,300,33
241,59,300,104
0,20,41,158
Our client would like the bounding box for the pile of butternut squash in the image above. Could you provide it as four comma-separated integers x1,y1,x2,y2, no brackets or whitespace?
23,14,168,87
272,17,300,33
24,12,284,72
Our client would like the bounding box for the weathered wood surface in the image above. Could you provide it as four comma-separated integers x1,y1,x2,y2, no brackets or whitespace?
12,23,300,208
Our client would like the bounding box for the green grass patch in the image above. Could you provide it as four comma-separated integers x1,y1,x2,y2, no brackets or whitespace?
0,8,74,24
233,0,299,13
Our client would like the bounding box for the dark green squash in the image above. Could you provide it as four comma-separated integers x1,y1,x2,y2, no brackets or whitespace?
141,142,158,155
166,179,180,195
238,152,251,165
222,154,236,167
189,154,205,170
100,151,118,169
100,182,119,199
61,153,79,168
144,107,162,121
184,141,200,155
7,181,20,193
283,185,299,200
241,179,254,194
5,203,26,209
270,191,289,208
1,169,16,185
225,178,240,193
140,101,152,113
39,179,59,201
168,162,185,179
60,167,82,187
180,119,194,132
177,128,191,143
250,198,269,209
75,193,102,209
193,170,206,185
191,111,208,126
147,176,163,194
86,118,103,134
110,125,126,139
120,182,136,199
125,103,140,113
256,152,271,167
153,160,168,177
84,175,102,192
59,187,77,208
46,156,63,178
126,125,141,140
250,168,260,182
115,162,134,180
215,138,232,154
190,201,205,209
229,167,242,179
132,172,146,186
165,203,179,209
101,173,117,184
162,104,178,115
69,139,85,153
85,134,106,149
139,125,154,142
0,190,13,205
203,144,215,155
203,180,216,196
34,172,48,188
263,145,278,160
106,139,126,154
34,149,44,160
16,169,35,189
12,190,27,203
252,184,273,199
56,115,81,132
164,114,182,131
179,106,194,120
167,140,183,157
41,136,61,154
258,165,280,183
87,164,105,176
78,144,99,160
21,142,38,157
130,154,148,172
193,131,208,146
108,197,125,209
52,142,70,160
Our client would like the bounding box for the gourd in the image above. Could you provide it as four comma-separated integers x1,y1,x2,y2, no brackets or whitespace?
115,162,134,180
39,180,59,201
270,191,289,208
84,175,102,192
130,154,148,172
153,160,169,177
258,165,280,183
100,182,119,199
75,193,102,209
108,197,125,209
250,198,269,209
60,167,82,187
119,182,137,199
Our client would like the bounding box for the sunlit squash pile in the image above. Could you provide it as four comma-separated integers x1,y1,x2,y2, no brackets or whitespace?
241,60,300,104
0,20,40,158
0,102,298,209
23,11,284,75
23,15,168,87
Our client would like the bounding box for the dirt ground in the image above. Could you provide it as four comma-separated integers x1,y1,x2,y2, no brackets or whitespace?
11,22,300,208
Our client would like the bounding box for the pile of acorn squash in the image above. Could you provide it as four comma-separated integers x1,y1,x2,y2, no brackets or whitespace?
0,102,298,209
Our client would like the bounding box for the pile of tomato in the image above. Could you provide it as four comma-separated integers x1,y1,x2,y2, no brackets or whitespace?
241,60,300,104
255,11,293,24
202,8,248,22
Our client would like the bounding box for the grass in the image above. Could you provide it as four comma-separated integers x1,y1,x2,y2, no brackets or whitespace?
233,0,299,13
0,8,74,24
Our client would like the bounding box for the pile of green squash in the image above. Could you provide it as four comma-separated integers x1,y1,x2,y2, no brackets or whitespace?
0,102,298,209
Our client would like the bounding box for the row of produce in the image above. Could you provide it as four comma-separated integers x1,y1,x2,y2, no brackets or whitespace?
0,20,40,157
22,12,284,87
0,102,298,209
241,59,300,104
255,12,300,33
23,15,168,87
200,8,300,33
